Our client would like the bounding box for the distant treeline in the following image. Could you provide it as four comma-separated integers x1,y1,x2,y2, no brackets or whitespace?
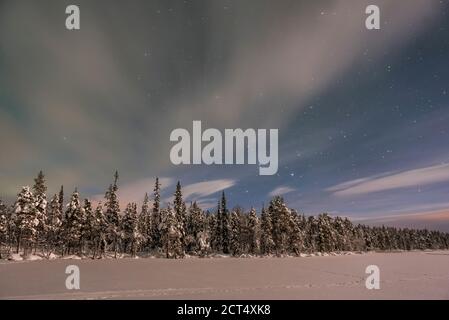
1,171,448,259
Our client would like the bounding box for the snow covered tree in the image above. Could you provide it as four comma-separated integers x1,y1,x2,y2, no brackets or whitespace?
58,185,64,214
247,207,260,254
91,202,107,259
33,171,48,251
289,210,304,255
173,181,187,249
160,206,184,258
185,201,206,254
0,200,8,258
63,189,84,255
46,194,63,255
269,196,294,255
151,177,162,249
333,216,350,252
211,200,222,252
212,192,230,254
229,210,242,256
14,186,38,256
122,203,143,257
104,171,121,257
138,193,151,250
5,174,449,259
260,206,275,255
316,213,336,252
80,199,93,254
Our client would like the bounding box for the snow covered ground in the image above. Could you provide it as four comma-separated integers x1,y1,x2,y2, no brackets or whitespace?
1,251,448,299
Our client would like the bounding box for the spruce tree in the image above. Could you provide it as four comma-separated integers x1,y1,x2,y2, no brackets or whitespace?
229,210,242,256
14,186,38,256
33,171,48,251
58,185,64,214
220,192,230,253
139,193,151,250
289,210,304,255
46,194,63,255
160,206,183,258
104,171,121,258
185,201,205,254
63,189,83,255
269,196,293,255
0,200,8,258
122,203,142,257
316,213,335,252
81,199,93,254
173,181,187,250
247,207,260,254
151,177,161,249
260,206,275,255
212,200,223,252
92,202,107,258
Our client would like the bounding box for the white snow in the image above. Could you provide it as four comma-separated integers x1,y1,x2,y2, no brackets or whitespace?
1,251,448,300
7,253,23,261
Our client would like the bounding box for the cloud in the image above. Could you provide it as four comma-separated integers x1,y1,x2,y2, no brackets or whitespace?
353,208,449,232
268,186,296,197
171,0,441,129
0,0,442,199
327,163,449,197
163,179,237,206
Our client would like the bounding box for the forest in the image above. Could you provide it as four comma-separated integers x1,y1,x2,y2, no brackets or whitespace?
1,171,448,260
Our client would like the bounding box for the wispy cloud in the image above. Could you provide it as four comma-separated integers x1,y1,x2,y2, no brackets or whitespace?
352,208,449,232
268,186,296,197
163,179,237,205
327,163,449,197
0,0,441,197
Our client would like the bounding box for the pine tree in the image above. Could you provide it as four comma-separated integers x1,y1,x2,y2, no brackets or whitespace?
303,216,314,252
247,207,260,255
46,194,63,255
5,174,449,259
58,185,64,214
316,213,335,252
122,203,142,257
14,186,38,256
92,202,107,259
214,192,230,254
333,216,348,251
229,210,242,256
151,177,162,249
173,181,187,250
0,200,8,259
33,171,48,251
63,189,84,255
211,200,222,252
260,206,275,255
80,199,93,254
138,193,151,250
104,171,121,258
185,201,206,254
289,210,304,255
160,206,183,258
269,196,293,255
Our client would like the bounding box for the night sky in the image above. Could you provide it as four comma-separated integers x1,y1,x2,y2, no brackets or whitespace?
1,0,449,231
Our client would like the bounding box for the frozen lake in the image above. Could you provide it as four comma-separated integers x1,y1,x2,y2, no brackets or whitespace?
1,251,449,299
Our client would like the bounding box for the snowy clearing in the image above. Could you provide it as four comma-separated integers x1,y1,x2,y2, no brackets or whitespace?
1,251,449,300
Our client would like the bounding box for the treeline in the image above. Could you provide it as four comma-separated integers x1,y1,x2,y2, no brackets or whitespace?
0,171,448,260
